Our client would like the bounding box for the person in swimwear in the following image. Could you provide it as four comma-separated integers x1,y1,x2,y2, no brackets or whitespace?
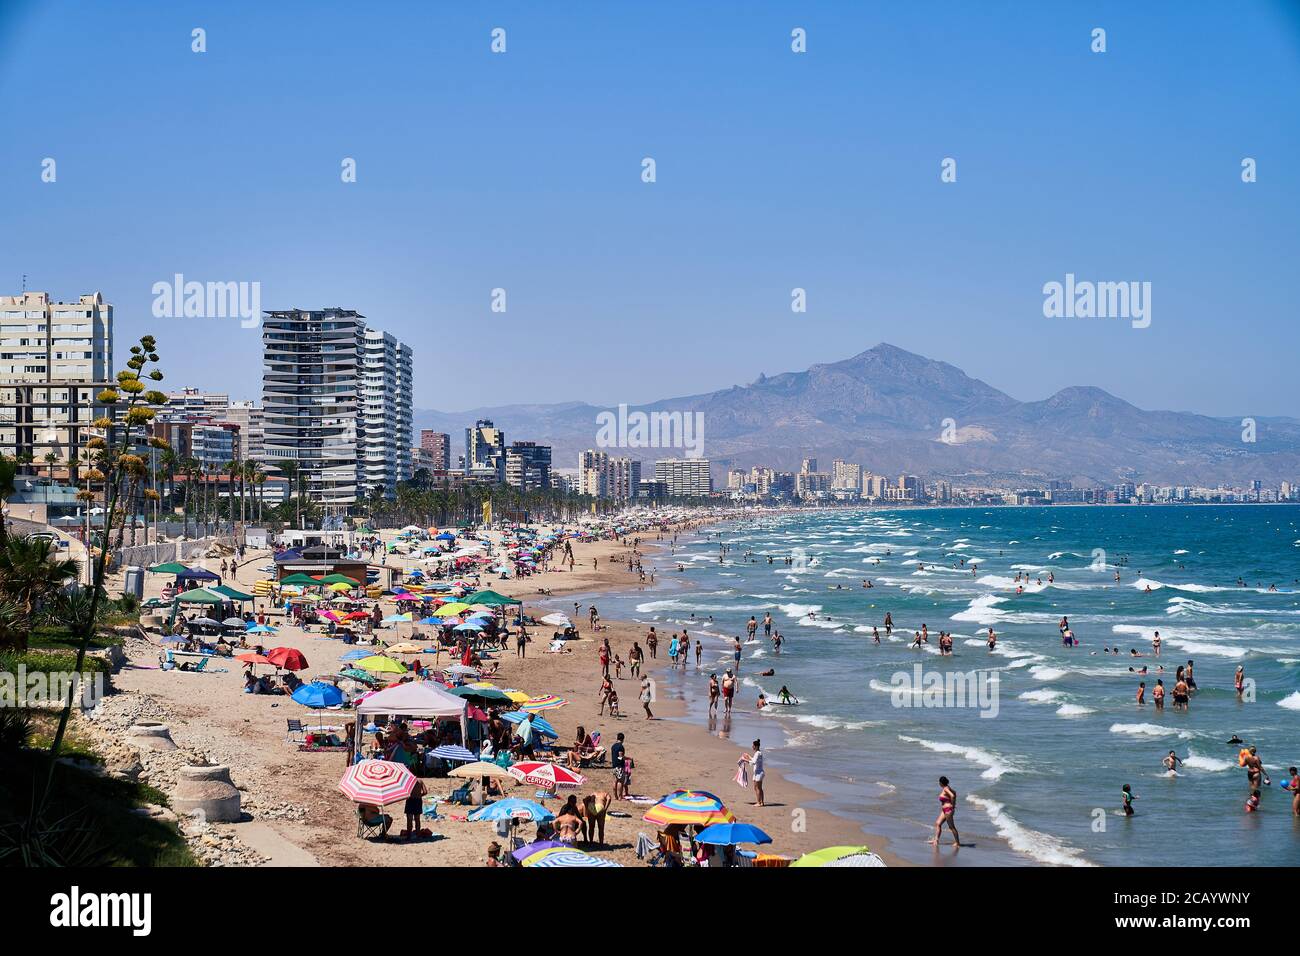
1121,784,1136,816
722,671,736,715
1243,747,1270,789
707,673,720,716
1245,789,1261,813
1288,767,1300,817
987,627,996,651
1234,666,1245,699
1163,751,1182,773
930,776,960,846
1152,678,1165,710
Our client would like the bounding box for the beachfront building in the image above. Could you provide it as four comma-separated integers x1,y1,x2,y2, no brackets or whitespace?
261,308,413,513
359,328,414,499
654,457,712,498
465,419,505,482
577,449,640,499
420,430,451,470
504,441,552,492
225,400,265,462
0,291,114,480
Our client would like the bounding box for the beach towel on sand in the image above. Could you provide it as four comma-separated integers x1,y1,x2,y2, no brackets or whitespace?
735,759,749,789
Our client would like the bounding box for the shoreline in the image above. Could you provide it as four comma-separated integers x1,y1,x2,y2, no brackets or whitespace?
90,513,907,867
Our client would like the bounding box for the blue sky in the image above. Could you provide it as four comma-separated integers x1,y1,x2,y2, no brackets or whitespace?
2,1,1298,417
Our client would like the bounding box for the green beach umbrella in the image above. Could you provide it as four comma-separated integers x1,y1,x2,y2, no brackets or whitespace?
316,573,361,586
279,573,322,586
463,589,521,607
173,587,227,605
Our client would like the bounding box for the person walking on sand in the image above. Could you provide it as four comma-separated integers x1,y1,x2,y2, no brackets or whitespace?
629,642,643,678
930,776,960,846
695,639,703,667
647,627,658,659
708,673,720,716
722,670,736,715
640,676,654,719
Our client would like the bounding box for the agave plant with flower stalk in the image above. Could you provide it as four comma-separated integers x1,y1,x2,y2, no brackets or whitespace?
47,335,170,758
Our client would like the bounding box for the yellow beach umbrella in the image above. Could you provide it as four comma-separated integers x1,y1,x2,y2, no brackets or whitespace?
355,655,408,674
433,603,470,617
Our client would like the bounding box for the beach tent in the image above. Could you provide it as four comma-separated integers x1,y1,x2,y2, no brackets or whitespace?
147,561,190,575
213,584,256,602
173,587,227,605
176,567,221,583
354,681,468,759
280,573,322,586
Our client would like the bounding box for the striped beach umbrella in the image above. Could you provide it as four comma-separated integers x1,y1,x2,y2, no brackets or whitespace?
507,761,585,790
427,744,476,763
338,759,416,805
642,790,735,827
519,846,622,868
520,694,567,712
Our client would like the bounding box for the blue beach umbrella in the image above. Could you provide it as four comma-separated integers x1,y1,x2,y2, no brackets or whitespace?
694,822,773,846
291,682,345,708
339,649,370,662
467,798,554,823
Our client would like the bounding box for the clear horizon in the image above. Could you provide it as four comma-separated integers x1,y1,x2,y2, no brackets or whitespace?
3,1,1299,418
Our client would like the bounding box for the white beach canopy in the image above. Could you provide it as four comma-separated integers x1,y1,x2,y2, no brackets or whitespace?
354,681,469,756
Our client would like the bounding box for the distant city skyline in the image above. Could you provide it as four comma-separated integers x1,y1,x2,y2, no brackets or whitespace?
4,2,1299,417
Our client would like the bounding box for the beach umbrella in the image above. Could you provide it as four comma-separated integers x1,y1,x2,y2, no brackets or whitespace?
327,582,353,592
189,617,222,628
446,663,479,677
426,744,476,763
790,846,887,868
383,613,413,624
221,617,246,627
694,822,773,846
539,613,572,627
467,798,554,823
517,846,622,868
235,652,272,665
339,649,371,662
280,573,322,586
245,623,277,634
500,711,558,738
448,685,510,702
291,681,345,709
520,694,567,712
267,647,309,671
500,689,530,704
354,655,408,674
507,761,586,790
316,573,361,586
449,761,517,781
463,589,521,606
384,642,426,655
643,790,735,827
338,759,417,805
435,532,456,541
453,622,483,633
432,603,470,617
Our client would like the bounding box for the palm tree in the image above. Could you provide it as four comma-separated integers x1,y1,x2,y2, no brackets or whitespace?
0,537,80,650
0,455,16,546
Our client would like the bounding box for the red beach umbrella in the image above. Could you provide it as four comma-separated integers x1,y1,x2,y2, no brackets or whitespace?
267,647,309,671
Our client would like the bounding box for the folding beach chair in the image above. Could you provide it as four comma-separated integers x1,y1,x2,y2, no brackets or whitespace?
286,719,306,742
356,806,388,839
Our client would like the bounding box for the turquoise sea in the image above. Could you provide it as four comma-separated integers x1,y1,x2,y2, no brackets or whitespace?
581,505,1300,866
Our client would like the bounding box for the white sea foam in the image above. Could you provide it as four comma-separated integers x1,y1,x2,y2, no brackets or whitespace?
1182,752,1233,772
1110,722,1194,739
1056,703,1095,718
1029,665,1068,681
1278,691,1300,711
967,796,1094,867
897,735,1019,781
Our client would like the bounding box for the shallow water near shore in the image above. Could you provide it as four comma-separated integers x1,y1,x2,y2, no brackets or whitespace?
573,505,1300,867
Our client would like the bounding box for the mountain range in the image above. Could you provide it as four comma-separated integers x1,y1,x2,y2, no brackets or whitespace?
414,344,1300,488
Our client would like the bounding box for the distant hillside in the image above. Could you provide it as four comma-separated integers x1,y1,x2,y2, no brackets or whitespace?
415,344,1300,487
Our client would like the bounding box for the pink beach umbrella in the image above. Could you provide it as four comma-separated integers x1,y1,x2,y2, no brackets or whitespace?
338,759,417,806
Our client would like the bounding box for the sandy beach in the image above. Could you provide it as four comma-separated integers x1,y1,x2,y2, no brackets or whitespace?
85,520,904,867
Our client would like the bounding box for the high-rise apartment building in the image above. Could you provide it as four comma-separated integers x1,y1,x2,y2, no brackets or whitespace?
504,441,552,492
359,328,414,498
0,291,113,475
262,308,413,514
654,458,712,497
465,419,505,481
420,430,451,470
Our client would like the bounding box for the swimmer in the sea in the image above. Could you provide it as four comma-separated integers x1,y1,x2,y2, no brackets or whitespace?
1163,751,1183,773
